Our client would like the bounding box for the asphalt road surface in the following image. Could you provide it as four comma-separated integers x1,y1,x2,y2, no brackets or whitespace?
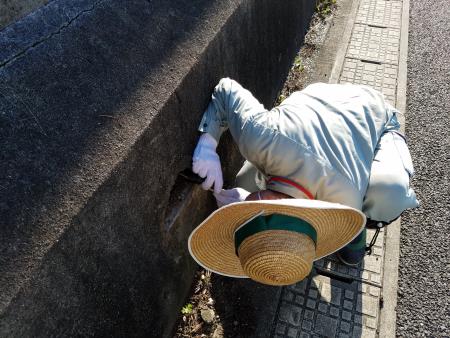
396,0,450,337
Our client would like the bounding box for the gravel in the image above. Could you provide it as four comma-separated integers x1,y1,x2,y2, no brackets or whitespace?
396,0,450,337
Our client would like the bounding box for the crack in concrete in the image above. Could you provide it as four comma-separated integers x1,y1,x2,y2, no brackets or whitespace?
0,0,105,69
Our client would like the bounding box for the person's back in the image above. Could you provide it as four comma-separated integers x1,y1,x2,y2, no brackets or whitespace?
225,81,399,208
195,78,417,219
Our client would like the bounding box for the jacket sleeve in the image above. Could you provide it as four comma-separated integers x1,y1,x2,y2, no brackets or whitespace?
198,78,267,143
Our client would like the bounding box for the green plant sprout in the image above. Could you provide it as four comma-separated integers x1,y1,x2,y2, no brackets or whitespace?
293,56,304,72
316,0,337,19
181,303,193,315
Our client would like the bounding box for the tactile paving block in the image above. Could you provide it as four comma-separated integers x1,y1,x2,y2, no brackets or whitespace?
273,229,385,337
356,0,402,28
339,58,397,104
274,276,380,338
347,24,400,65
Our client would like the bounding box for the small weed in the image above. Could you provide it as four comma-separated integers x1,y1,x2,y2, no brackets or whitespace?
277,94,287,104
316,0,337,20
293,56,305,72
181,303,194,315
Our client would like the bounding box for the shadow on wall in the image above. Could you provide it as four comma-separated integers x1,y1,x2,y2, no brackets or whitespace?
1,0,218,311
0,0,49,30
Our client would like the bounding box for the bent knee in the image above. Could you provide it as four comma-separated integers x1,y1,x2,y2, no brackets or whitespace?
363,174,417,222
366,178,408,205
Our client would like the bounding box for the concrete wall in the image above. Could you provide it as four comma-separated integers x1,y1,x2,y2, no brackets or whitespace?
0,0,49,30
0,0,315,336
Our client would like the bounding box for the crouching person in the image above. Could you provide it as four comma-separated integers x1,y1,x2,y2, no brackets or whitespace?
188,78,418,285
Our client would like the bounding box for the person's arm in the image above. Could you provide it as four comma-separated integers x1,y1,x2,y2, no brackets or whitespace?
192,78,267,193
198,78,266,143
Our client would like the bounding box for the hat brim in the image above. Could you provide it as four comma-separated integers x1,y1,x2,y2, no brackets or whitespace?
188,199,365,278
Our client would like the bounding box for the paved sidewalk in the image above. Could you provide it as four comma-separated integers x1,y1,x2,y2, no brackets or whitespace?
271,0,409,337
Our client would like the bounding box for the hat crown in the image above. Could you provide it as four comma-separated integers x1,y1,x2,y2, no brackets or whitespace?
238,230,315,286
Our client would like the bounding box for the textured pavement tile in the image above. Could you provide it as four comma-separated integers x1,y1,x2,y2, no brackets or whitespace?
330,286,342,306
364,255,383,274
361,327,377,338
309,289,319,299
357,294,378,317
318,302,328,314
304,309,315,321
330,306,340,318
342,310,352,321
284,290,295,302
345,290,355,300
276,275,382,337
365,316,378,329
287,307,303,326
295,295,305,305
306,299,317,309
356,0,402,28
315,314,338,336
352,325,362,337
340,58,397,104
302,320,313,330
340,320,351,333
343,299,354,311
347,23,400,64
287,327,299,338
369,286,380,297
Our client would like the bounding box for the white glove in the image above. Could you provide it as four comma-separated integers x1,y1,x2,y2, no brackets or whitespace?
192,133,223,194
213,188,251,208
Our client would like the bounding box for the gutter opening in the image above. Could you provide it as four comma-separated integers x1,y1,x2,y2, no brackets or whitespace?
162,173,196,231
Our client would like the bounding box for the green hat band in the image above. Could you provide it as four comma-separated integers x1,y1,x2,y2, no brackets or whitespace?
234,214,317,256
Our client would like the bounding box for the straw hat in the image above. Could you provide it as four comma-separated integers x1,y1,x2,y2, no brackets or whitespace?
188,199,365,286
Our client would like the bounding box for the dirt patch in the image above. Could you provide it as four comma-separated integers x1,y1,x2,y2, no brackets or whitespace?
174,270,279,338
278,1,337,103
174,271,219,338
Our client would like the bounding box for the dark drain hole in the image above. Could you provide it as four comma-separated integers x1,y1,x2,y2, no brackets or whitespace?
163,174,195,231
315,267,354,284
368,24,388,29
360,59,382,65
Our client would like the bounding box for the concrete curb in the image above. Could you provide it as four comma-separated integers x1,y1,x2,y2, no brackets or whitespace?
396,0,411,117
328,0,361,84
379,0,410,336
378,220,401,337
